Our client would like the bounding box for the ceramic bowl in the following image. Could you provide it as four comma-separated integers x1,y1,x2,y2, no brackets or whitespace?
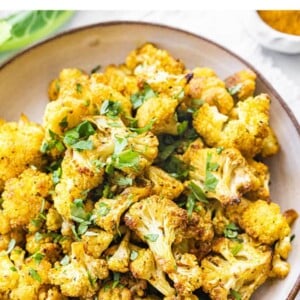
0,21,299,299
244,11,300,54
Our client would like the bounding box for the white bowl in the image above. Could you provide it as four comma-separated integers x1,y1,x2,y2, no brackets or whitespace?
0,21,299,299
245,11,300,54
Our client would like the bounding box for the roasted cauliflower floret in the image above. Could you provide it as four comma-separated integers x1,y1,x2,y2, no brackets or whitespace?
168,253,202,296
10,253,52,300
96,64,139,97
94,186,151,234
135,95,179,135
108,231,131,273
186,67,234,115
82,229,114,258
193,94,274,157
98,285,132,300
53,148,104,220
46,207,63,232
187,148,256,205
260,127,280,157
49,242,109,298
146,166,184,200
240,200,291,245
201,234,272,300
130,248,175,297
90,115,159,176
126,43,185,75
1,168,52,229
125,195,187,273
0,252,19,293
225,69,257,100
245,159,270,200
0,115,44,191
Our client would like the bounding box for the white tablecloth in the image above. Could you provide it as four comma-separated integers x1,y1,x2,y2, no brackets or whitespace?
1,10,300,124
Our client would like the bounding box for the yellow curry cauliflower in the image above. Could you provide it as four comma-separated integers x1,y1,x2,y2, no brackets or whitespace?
0,115,44,191
0,43,297,300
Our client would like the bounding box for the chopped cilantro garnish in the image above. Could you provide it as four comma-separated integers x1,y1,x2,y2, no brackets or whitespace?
60,255,70,266
10,266,17,272
31,252,44,264
177,120,188,135
6,239,16,255
100,100,121,117
204,152,219,191
188,181,208,203
52,165,62,185
114,136,128,155
76,83,83,93
130,250,138,261
116,177,133,187
144,234,159,242
97,202,110,217
216,146,224,154
59,116,68,129
63,120,95,151
113,149,140,170
230,289,242,300
112,272,121,288
40,130,65,153
130,82,156,109
224,223,241,240
90,64,101,74
87,270,97,287
129,118,156,134
70,199,90,222
230,243,243,256
29,268,42,282
227,83,242,96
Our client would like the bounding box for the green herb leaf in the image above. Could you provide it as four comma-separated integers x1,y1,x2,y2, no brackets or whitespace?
230,243,243,256
162,155,189,180
204,172,219,191
290,234,296,242
87,270,97,287
227,83,243,96
116,177,133,187
6,239,16,255
59,116,68,129
112,272,120,288
10,266,17,272
188,181,208,203
216,146,224,154
175,89,185,100
0,11,74,52
230,289,242,300
78,222,89,235
144,234,159,242
130,250,138,261
97,202,110,217
177,120,188,135
114,149,140,170
129,118,156,134
70,199,90,222
70,140,93,151
114,136,128,155
186,195,196,217
29,268,42,283
41,130,65,153
60,255,70,266
100,100,121,117
76,83,82,94
91,65,101,74
224,223,240,239
130,83,156,109
34,232,44,242
31,252,44,264
71,225,81,241
52,166,62,185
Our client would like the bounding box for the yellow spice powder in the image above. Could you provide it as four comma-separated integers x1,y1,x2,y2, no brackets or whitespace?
258,10,300,36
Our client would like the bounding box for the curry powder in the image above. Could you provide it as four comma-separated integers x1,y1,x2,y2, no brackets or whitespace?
258,10,300,36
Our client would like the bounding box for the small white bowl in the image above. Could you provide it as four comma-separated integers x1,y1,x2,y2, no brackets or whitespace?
245,11,300,54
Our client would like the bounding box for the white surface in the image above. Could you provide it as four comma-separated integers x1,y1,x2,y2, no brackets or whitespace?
1,10,299,124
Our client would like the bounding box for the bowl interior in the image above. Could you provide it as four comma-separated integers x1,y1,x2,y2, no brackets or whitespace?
0,22,299,299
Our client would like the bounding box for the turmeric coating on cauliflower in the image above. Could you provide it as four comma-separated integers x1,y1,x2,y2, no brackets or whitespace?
0,43,297,300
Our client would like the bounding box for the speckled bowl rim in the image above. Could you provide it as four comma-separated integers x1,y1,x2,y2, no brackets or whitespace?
0,21,299,299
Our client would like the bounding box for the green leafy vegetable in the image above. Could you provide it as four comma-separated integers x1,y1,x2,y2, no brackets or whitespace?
230,289,242,300
31,252,44,264
29,268,42,282
100,100,121,117
97,202,110,217
230,243,243,256
60,255,70,266
177,120,188,135
224,223,241,240
76,83,82,93
114,136,128,155
40,130,65,153
227,83,243,96
144,234,159,242
63,120,95,151
216,146,224,154
129,118,156,134
188,181,208,203
130,83,156,109
204,153,219,191
59,116,68,129
130,250,138,261
113,149,140,170
116,177,133,187
0,11,74,52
